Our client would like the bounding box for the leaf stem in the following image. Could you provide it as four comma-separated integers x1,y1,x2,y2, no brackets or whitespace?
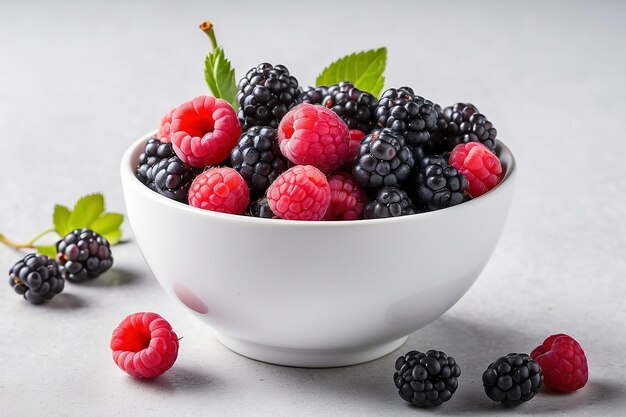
27,228,57,245
0,233,35,249
199,20,218,50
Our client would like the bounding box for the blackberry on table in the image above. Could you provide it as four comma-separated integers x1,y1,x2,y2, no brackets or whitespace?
352,128,414,189
394,350,461,407
230,126,288,195
56,228,113,283
152,156,199,203
296,86,328,105
412,155,468,211
248,197,275,219
136,137,175,188
363,186,416,219
237,63,299,129
322,82,378,133
436,103,497,152
8,253,64,304
482,353,543,406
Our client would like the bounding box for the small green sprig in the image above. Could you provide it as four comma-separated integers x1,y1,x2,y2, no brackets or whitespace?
201,21,238,110
316,47,387,97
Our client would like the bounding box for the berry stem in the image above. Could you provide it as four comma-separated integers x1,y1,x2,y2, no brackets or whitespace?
27,227,57,245
199,20,218,50
0,227,56,250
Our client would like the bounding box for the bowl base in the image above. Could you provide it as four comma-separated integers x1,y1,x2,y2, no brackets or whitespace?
214,333,408,368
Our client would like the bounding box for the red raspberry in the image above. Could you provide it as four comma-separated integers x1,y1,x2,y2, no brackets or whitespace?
157,107,175,143
188,167,250,214
449,142,502,197
347,129,365,162
324,172,368,220
267,165,331,220
277,103,350,173
110,312,179,379
530,334,588,392
171,96,241,168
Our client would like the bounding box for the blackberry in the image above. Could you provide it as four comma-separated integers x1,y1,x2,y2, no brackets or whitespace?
483,353,543,406
152,156,199,203
8,253,64,304
436,103,497,152
237,63,299,129
322,82,378,132
352,128,414,189
56,228,113,283
296,85,328,105
136,137,175,188
230,126,288,195
413,155,469,211
363,186,416,219
374,87,441,149
248,197,275,219
394,350,461,407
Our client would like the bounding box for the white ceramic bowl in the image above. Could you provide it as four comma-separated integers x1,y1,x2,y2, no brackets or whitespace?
121,132,516,367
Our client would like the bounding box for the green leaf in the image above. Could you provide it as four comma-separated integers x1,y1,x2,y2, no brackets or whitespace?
205,47,238,109
90,213,124,236
36,244,57,258
67,194,105,230
316,47,387,97
53,204,72,236
101,229,122,245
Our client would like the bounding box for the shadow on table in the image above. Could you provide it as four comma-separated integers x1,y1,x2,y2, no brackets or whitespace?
133,365,221,394
79,267,141,287
41,292,86,310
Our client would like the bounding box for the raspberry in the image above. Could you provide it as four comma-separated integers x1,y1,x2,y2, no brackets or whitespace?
530,334,588,392
157,107,175,143
56,228,113,283
8,253,64,304
364,186,416,219
436,103,497,152
188,167,250,214
136,138,175,188
277,103,350,173
171,96,241,168
449,142,502,197
482,353,543,406
267,165,331,221
347,129,365,162
110,312,179,379
324,172,368,220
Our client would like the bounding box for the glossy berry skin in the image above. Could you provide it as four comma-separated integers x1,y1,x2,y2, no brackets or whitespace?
483,353,543,406
324,172,368,220
347,129,366,163
363,186,416,219
171,96,241,168
110,312,179,379
8,253,64,304
322,82,378,133
530,334,588,392
449,142,502,197
56,228,113,283
437,103,497,152
394,350,461,407
296,85,328,105
267,165,331,221
230,126,288,195
152,156,199,203
248,197,276,219
237,63,299,129
413,155,469,211
136,138,175,188
157,107,175,143
277,103,350,173
188,167,250,215
352,128,414,189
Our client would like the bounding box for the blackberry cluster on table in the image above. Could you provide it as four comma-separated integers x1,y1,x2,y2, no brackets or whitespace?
482,353,543,406
56,228,114,283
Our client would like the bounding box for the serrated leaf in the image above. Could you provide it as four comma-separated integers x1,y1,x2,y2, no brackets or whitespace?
53,204,72,236
102,229,122,245
67,194,105,230
36,244,57,258
90,213,124,235
316,48,387,97
205,47,238,109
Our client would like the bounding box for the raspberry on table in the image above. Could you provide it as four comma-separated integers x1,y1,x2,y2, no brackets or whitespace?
266,165,331,221
157,107,176,143
248,197,276,219
171,95,241,168
56,228,113,283
324,172,368,220
530,334,588,392
8,253,64,304
136,137,175,188
436,103,497,152
277,103,350,173
449,142,502,197
188,167,250,214
394,350,461,407
482,353,543,406
110,312,179,379
363,186,416,219
412,155,469,211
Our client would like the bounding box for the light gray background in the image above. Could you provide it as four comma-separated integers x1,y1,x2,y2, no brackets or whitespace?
1,0,625,416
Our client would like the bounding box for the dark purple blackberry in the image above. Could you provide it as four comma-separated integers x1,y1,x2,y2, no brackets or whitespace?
152,156,199,203
394,350,461,407
248,197,275,219
56,228,113,283
352,128,414,189
296,85,328,105
374,87,441,149
8,253,64,304
237,63,299,129
322,82,378,132
230,126,287,195
413,155,469,211
136,137,175,188
363,186,416,219
483,353,543,406
436,103,497,152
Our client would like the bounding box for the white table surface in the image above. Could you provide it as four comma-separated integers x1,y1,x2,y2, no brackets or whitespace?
1,1,625,416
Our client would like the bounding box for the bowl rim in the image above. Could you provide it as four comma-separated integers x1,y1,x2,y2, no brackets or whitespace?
121,130,517,228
